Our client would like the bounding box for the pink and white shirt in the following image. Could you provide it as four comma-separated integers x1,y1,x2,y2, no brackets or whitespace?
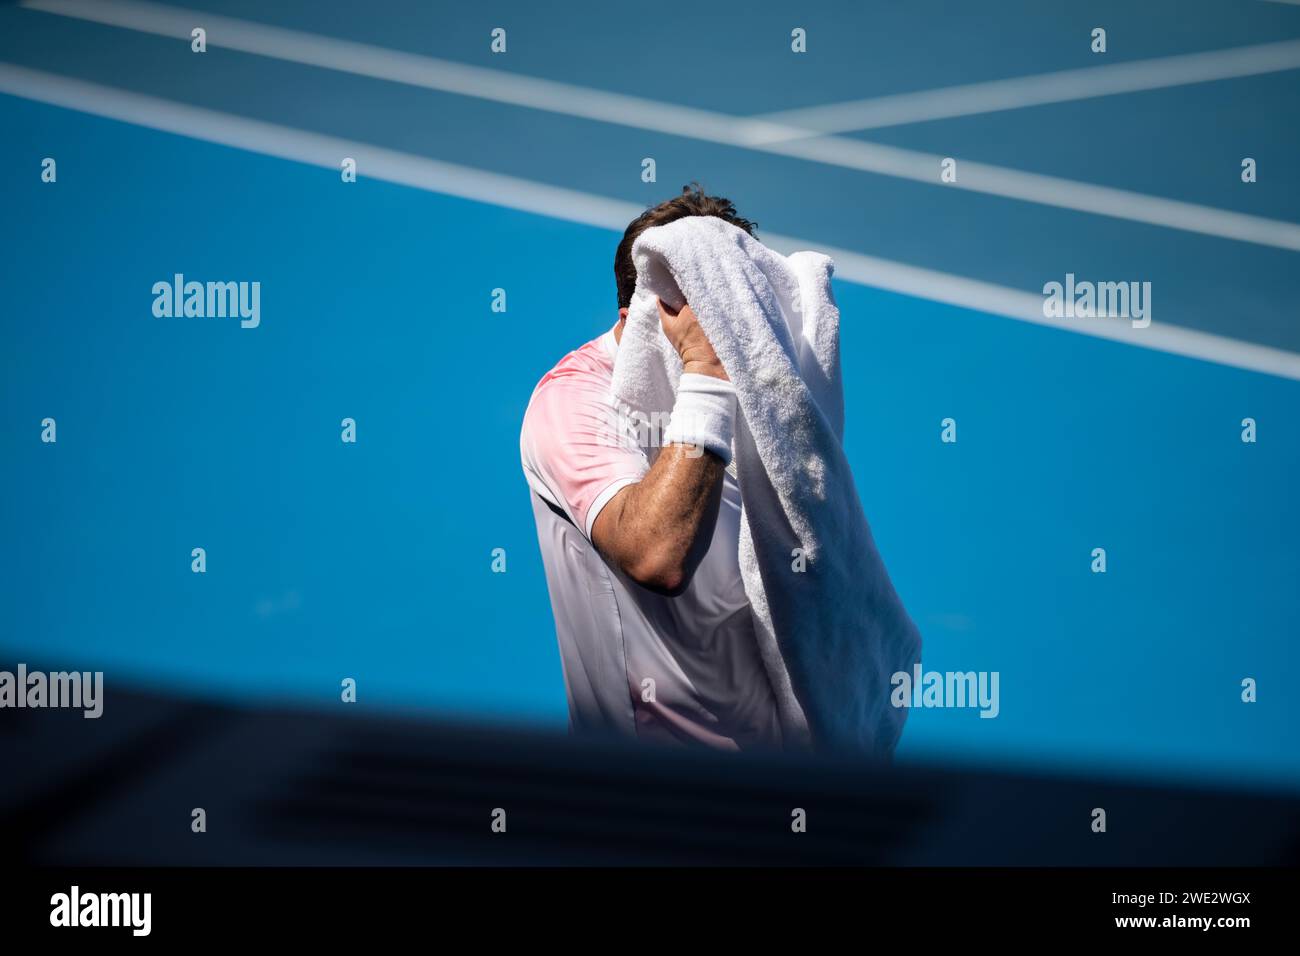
520,329,783,750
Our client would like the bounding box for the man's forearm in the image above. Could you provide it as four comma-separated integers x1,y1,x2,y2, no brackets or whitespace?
591,444,725,595
591,296,735,594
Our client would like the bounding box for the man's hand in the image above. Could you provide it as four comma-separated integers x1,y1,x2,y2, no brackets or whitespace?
657,297,728,381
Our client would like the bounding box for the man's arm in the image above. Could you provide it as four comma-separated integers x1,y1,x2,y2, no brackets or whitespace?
592,298,732,596
592,443,725,595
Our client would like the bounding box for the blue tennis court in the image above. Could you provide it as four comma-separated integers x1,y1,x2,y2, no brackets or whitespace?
2,0,1297,792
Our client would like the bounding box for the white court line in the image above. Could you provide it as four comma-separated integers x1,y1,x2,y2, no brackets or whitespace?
19,0,1300,253
18,0,796,144
2,64,1298,382
747,39,1300,139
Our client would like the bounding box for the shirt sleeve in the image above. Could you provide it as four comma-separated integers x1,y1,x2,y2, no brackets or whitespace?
521,367,650,539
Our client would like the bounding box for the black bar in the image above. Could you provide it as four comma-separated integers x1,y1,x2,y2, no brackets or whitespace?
4,867,1292,941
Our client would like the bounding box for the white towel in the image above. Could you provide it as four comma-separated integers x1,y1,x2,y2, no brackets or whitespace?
612,215,922,755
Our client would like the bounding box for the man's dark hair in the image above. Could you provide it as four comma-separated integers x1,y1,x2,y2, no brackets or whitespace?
614,184,757,309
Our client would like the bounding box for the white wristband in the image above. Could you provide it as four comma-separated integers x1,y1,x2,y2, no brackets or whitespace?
663,372,737,464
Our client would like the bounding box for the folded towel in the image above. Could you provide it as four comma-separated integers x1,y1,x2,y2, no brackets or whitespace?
612,215,922,755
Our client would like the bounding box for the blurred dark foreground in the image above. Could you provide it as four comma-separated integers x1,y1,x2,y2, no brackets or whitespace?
2,677,1297,866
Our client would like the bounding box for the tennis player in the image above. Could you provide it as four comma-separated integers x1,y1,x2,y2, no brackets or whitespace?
520,186,784,750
